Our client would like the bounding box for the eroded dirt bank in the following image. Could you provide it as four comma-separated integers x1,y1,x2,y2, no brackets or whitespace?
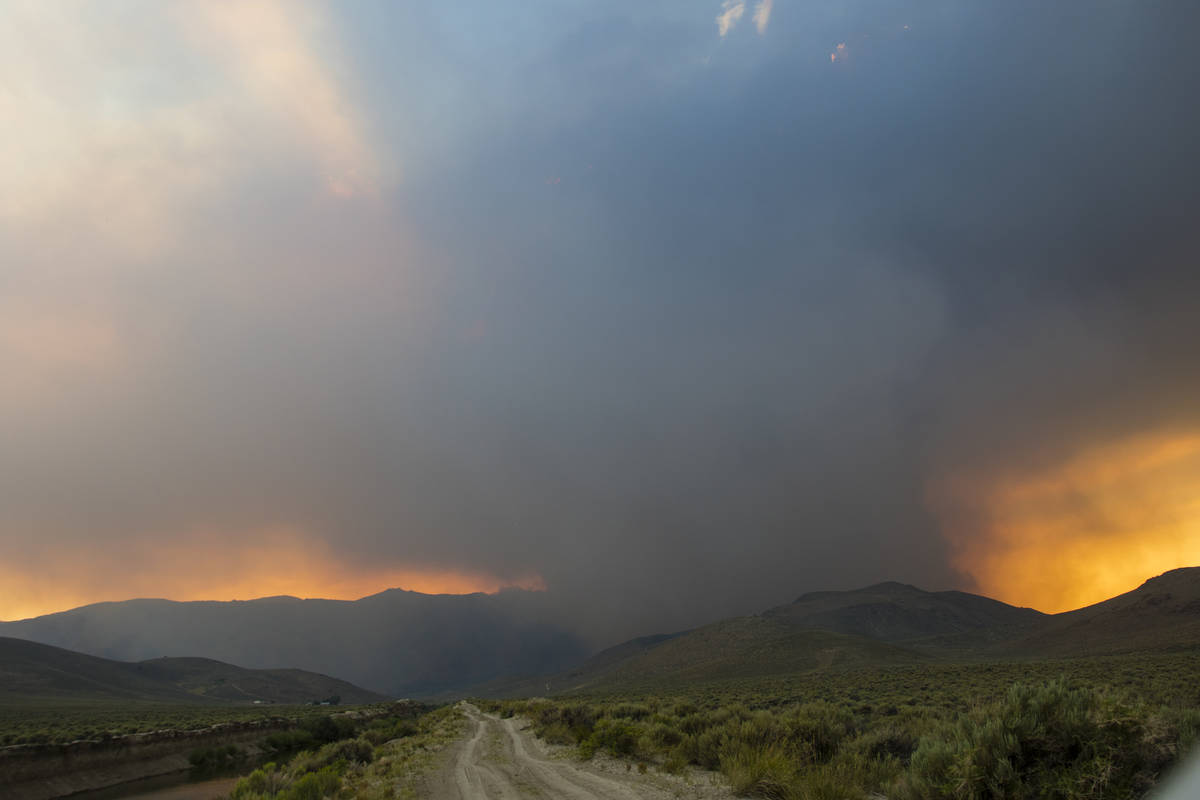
2,705,418,800
0,722,282,800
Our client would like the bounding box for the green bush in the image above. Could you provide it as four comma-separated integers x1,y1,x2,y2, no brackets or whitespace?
539,721,575,745
578,737,597,760
188,743,242,768
649,722,683,748
231,763,286,799
493,655,1200,800
845,722,922,765
782,702,855,763
280,766,341,800
720,743,795,799
592,718,640,756
301,715,357,745
898,679,1172,800
264,729,318,753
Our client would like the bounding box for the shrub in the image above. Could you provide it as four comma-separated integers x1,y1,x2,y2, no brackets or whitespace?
610,703,652,721
649,722,683,748
327,736,375,765
302,715,357,745
280,766,341,800
673,702,699,717
662,750,689,774
720,743,796,799
539,721,575,745
897,679,1172,800
264,730,318,753
680,729,724,770
845,723,921,765
232,764,286,799
592,718,640,756
782,702,855,764
578,738,597,760
188,744,242,768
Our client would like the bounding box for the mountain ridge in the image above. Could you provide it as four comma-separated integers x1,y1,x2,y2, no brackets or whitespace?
0,636,387,705
0,588,586,697
469,568,1200,697
5,569,1199,699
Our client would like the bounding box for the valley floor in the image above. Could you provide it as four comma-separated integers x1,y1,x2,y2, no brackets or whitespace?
424,704,733,800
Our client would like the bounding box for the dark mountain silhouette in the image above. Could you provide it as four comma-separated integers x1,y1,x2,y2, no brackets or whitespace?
7,570,1199,699
0,589,586,697
0,637,386,704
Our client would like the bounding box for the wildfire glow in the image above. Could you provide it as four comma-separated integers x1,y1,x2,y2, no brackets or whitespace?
931,432,1200,613
0,526,545,622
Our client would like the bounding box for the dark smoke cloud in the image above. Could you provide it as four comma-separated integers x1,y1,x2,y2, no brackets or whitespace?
3,0,1198,643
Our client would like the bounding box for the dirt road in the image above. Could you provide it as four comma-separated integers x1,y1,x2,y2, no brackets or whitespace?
427,704,732,800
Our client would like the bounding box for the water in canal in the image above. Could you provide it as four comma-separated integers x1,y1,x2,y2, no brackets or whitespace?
61,762,253,800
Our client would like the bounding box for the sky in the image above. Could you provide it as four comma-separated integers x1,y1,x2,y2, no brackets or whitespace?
2,0,1199,642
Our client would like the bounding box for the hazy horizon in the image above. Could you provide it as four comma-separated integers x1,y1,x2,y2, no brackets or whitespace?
4,566,1186,632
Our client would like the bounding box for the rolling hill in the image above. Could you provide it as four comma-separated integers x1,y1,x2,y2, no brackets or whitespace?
7,570,1199,700
475,616,921,697
762,581,1047,650
474,569,1200,697
1008,567,1200,657
0,637,387,705
557,616,921,691
0,589,586,697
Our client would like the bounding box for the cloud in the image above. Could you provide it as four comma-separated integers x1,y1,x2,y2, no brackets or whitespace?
181,0,379,197
716,1,745,37
0,304,125,412
0,1,377,247
3,0,1200,647
930,432,1200,613
0,0,388,412
753,0,774,35
0,525,545,622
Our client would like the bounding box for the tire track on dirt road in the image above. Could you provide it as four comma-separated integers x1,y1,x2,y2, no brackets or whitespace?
434,703,733,800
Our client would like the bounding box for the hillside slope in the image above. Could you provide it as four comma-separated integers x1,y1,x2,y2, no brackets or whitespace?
1011,568,1200,657
480,617,920,696
0,637,386,704
473,570,1200,698
762,581,1046,647
589,617,920,688
0,589,585,697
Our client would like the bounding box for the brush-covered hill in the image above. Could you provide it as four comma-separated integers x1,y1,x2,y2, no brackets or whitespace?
0,589,586,697
1010,567,1200,657
477,617,920,697
576,617,920,689
0,637,387,705
762,581,1047,648
471,570,1200,698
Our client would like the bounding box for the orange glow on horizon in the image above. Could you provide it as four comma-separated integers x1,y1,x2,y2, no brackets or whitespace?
931,432,1200,613
0,527,545,622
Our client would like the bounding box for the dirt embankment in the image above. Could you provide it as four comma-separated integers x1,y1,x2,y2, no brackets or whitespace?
0,720,283,800
0,705,413,800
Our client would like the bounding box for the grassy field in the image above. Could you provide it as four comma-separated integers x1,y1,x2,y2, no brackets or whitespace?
479,651,1200,800
0,700,397,747
36,651,1192,799
7,653,1199,798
